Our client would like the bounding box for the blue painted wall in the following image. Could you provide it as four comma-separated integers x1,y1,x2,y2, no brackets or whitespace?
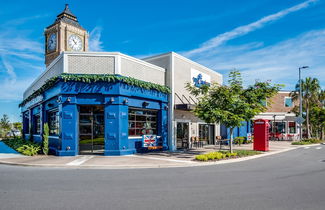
21,80,168,156
221,121,252,139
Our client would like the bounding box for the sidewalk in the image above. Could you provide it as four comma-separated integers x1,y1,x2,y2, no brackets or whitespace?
0,141,307,169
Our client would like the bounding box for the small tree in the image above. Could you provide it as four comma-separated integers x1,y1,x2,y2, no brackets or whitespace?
187,70,281,152
43,123,50,155
0,114,11,138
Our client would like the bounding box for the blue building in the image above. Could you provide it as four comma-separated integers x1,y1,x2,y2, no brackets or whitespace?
21,5,225,156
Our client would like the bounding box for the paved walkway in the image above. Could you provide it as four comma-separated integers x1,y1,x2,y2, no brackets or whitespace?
0,141,316,169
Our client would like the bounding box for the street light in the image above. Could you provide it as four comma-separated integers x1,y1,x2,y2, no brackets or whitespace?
272,115,276,140
298,66,309,140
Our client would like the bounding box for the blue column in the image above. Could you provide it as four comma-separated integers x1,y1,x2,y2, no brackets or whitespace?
57,96,78,156
39,104,44,142
104,96,135,156
158,104,168,150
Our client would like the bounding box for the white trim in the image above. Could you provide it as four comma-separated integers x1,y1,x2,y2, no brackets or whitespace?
169,52,176,151
128,136,142,139
63,53,68,73
64,52,165,72
115,55,121,74
143,52,223,78
49,136,60,139
143,52,171,61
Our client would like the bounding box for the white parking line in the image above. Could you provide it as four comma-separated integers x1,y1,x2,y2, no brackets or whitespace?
315,147,322,150
66,156,94,166
304,147,310,149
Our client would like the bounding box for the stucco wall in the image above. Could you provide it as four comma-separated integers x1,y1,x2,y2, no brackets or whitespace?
266,92,298,112
120,57,165,85
173,55,222,104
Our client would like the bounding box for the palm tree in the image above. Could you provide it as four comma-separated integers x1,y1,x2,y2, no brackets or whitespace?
290,77,321,139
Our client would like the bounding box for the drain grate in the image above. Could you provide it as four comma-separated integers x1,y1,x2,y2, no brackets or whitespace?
321,160,325,162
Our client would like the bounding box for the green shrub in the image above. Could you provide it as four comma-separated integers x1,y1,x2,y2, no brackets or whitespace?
234,137,245,145
225,152,237,157
195,149,261,161
3,138,41,156
195,155,208,161
234,150,261,157
292,139,324,145
17,144,41,156
43,123,49,155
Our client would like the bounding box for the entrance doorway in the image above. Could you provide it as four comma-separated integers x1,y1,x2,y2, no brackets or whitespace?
199,124,215,145
176,122,189,149
79,106,105,155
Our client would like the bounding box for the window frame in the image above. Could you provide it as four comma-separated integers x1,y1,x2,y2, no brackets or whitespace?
33,114,41,135
284,97,293,107
288,121,296,134
47,108,60,136
128,108,158,137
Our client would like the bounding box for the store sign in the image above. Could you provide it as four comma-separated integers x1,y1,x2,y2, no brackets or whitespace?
143,135,157,147
142,135,162,149
247,133,252,141
191,68,211,88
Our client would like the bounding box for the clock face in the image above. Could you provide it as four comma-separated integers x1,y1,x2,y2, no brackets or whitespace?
68,34,83,51
47,33,57,52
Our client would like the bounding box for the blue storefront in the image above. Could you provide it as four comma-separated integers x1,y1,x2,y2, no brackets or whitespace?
21,74,169,156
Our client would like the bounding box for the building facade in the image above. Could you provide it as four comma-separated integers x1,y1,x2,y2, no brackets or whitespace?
144,53,222,150
254,91,299,140
21,5,223,156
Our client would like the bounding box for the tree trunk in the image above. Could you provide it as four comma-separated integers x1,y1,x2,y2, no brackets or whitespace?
229,127,234,153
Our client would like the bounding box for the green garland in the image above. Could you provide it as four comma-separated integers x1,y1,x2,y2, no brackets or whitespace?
19,73,171,107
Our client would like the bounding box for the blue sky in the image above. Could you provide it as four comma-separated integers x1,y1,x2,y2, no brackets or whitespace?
0,0,324,122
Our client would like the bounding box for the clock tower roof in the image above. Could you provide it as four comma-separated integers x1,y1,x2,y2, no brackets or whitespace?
47,4,85,30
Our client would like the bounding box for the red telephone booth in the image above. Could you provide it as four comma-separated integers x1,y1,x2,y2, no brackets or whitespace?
253,119,270,151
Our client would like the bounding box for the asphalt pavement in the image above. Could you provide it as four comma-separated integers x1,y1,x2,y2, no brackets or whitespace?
0,144,324,210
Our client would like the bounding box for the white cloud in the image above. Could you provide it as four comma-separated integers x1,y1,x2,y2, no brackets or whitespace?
0,16,44,101
89,26,104,51
190,29,325,89
184,0,318,57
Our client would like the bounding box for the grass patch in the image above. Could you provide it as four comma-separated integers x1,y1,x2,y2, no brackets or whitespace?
195,150,261,162
2,138,41,156
292,139,324,145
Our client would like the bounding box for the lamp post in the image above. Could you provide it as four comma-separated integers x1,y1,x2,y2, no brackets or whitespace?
298,66,309,140
273,115,276,140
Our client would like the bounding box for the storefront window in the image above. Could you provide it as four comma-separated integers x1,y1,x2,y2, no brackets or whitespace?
274,122,286,133
48,109,59,136
33,115,41,135
199,124,215,144
24,112,30,134
289,122,296,134
128,108,157,136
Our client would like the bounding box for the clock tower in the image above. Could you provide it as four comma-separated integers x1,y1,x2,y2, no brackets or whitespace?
44,4,89,66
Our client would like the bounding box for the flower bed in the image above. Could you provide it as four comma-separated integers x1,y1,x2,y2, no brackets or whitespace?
195,150,261,162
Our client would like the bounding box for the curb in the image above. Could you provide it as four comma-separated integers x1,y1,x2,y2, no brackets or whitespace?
0,144,322,169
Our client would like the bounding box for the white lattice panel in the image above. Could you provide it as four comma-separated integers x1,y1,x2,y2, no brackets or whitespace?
68,55,115,74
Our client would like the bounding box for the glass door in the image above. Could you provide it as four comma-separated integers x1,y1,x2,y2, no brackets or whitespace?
176,122,189,149
79,106,105,155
